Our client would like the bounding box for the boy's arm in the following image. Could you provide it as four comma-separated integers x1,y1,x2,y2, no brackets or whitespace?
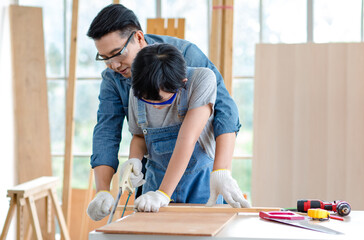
134,104,213,212
159,104,212,196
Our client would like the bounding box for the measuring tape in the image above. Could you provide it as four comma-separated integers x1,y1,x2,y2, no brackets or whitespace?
308,209,344,221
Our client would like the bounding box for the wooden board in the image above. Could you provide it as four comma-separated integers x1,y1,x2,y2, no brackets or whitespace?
253,43,364,210
96,212,236,236
9,5,54,239
117,204,281,213
9,4,52,185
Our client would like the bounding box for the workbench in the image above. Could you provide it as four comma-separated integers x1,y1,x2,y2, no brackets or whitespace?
89,211,363,240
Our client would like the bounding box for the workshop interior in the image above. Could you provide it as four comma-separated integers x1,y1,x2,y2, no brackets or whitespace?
1,0,364,239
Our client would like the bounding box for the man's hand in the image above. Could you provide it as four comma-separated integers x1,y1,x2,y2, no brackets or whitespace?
134,190,170,212
120,158,146,188
206,169,251,208
87,191,114,221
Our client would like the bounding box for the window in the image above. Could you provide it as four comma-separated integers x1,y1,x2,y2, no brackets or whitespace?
19,0,364,199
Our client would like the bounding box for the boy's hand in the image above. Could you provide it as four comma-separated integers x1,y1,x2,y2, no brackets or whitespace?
120,158,146,188
206,169,251,208
134,190,170,212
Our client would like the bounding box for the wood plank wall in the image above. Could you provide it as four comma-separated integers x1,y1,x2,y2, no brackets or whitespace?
253,43,364,210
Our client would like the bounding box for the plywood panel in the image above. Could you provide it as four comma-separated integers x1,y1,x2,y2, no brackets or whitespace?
96,212,236,236
9,5,51,183
253,43,364,210
9,5,53,239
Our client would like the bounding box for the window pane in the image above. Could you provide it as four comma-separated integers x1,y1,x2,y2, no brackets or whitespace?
232,79,254,156
76,1,112,78
232,159,252,201
314,0,362,42
121,0,157,32
19,0,65,78
262,0,306,43
234,0,259,76
74,80,101,153
161,0,208,54
48,80,65,154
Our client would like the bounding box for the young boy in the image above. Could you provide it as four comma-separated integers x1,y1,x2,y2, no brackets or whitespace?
124,43,250,212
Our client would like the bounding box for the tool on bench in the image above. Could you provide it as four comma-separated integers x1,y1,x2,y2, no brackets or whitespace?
107,163,135,224
297,199,351,216
259,211,343,235
307,209,344,221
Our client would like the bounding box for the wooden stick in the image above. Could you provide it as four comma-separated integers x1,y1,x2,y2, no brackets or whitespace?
116,205,282,213
0,197,17,240
80,169,94,240
62,0,79,229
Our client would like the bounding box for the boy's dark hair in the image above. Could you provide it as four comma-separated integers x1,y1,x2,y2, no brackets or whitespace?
87,4,142,40
132,44,187,101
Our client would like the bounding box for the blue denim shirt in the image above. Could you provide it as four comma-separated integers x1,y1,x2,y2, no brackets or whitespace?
91,34,241,172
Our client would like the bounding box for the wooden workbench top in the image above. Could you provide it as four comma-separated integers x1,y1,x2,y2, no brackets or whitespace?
90,211,364,240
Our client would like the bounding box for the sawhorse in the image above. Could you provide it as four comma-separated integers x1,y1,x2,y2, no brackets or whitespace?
0,176,70,240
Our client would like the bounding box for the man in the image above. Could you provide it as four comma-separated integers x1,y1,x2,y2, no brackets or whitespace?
86,4,250,221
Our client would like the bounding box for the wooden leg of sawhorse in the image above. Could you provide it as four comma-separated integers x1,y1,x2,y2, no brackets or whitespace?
26,196,43,240
49,189,71,240
17,198,26,240
0,196,17,240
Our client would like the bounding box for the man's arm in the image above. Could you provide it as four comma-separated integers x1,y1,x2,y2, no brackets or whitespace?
94,165,114,192
183,44,240,171
214,133,235,170
91,70,128,191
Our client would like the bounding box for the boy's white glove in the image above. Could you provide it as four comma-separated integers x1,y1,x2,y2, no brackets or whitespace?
134,190,170,212
120,158,146,188
86,191,114,221
206,169,251,208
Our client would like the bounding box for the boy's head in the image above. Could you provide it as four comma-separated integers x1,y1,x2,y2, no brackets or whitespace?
87,4,142,40
132,43,187,102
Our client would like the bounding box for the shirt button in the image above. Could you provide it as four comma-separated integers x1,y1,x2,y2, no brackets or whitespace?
143,129,147,134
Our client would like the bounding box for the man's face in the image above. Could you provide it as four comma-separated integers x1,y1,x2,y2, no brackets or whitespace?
94,30,143,78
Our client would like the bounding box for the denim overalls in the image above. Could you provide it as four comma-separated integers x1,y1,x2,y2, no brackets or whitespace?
137,69,223,204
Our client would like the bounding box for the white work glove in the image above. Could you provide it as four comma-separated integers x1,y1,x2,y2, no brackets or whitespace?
134,190,170,212
206,169,251,208
86,191,114,221
120,158,146,188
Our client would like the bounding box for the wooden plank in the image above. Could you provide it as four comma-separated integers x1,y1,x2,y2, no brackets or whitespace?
9,6,54,239
166,18,175,36
80,170,94,240
209,0,223,69
9,5,52,184
253,43,364,210
96,212,236,236
147,18,165,35
49,189,71,240
117,204,281,213
26,196,43,240
220,0,234,94
62,0,79,229
7,176,58,198
176,18,185,39
0,197,17,240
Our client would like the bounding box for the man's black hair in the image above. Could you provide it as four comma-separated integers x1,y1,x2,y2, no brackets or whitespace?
87,4,142,40
132,43,187,101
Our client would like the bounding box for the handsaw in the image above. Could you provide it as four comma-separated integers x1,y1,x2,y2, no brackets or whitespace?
260,211,343,235
107,163,134,224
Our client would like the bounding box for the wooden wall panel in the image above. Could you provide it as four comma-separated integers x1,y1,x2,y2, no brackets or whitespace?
253,43,364,210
